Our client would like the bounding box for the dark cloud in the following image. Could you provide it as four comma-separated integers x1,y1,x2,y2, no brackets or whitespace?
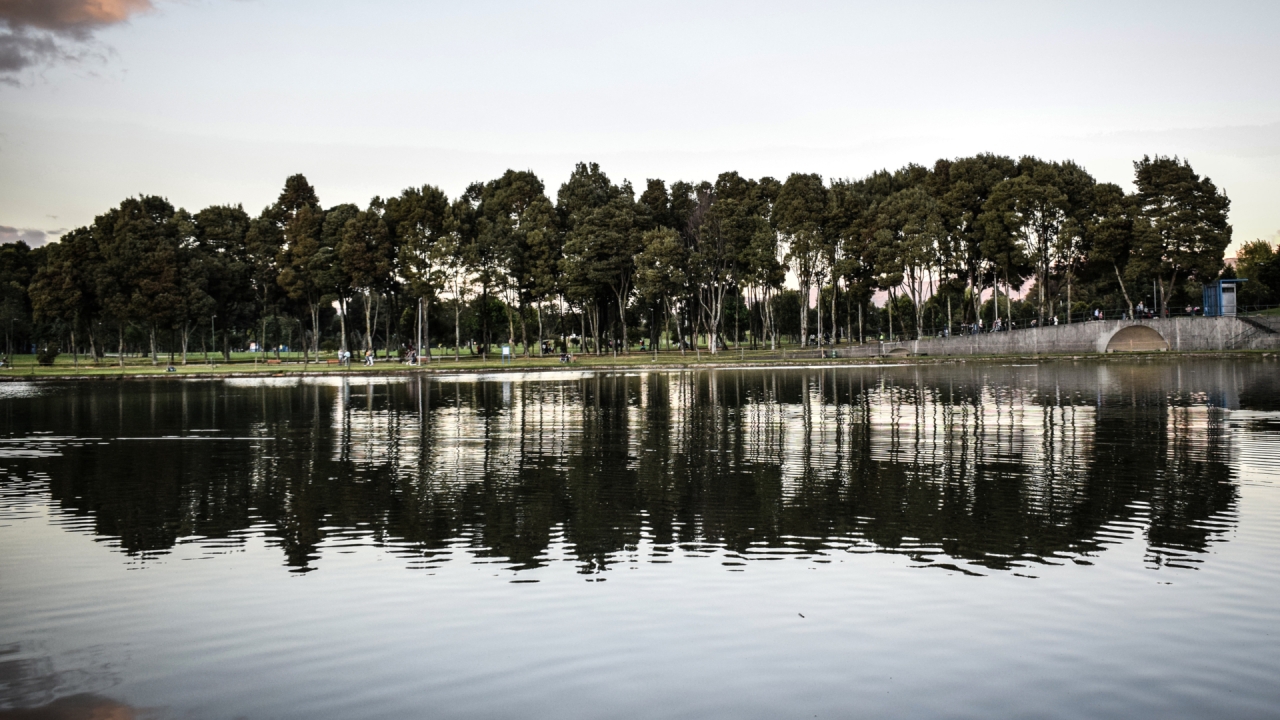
0,225,57,246
0,0,152,81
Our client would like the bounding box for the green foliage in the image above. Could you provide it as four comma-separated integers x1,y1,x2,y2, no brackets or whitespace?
36,343,59,366
14,155,1239,361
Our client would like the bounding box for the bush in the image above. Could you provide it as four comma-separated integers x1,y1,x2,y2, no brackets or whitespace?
320,339,339,352
36,344,60,366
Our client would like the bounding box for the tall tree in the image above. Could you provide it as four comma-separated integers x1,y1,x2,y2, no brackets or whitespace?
1130,155,1232,316
634,227,689,354
29,229,93,363
276,203,327,359
773,173,828,347
984,161,1069,323
386,185,452,361
559,163,641,355
338,200,395,356
319,204,360,354
473,170,556,354
1086,183,1139,317
876,186,943,338
939,155,1017,324
191,205,253,361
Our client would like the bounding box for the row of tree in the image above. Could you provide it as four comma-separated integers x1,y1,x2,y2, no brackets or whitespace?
0,154,1240,364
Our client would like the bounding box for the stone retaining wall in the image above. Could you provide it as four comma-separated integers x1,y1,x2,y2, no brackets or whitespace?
839,316,1280,358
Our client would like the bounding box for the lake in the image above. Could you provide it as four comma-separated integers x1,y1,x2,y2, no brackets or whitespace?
2,359,1279,719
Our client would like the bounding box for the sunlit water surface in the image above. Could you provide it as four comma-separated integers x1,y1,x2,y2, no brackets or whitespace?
2,359,1280,719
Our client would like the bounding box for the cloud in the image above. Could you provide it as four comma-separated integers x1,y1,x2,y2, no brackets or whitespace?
0,0,152,81
0,225,56,246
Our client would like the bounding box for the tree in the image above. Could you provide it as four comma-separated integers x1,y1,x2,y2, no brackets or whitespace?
876,186,943,338
1086,183,1138,317
89,196,181,365
634,227,688,354
559,163,641,355
338,200,395,356
172,211,217,363
386,185,452,361
739,177,786,349
276,203,327,359
1130,156,1232,316
192,204,253,361
248,174,320,356
473,170,557,354
30,230,91,363
985,161,1069,324
1234,239,1280,307
318,203,359,354
773,173,828,347
939,154,1017,324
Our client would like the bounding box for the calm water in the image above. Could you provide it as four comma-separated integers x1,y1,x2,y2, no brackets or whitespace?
2,360,1280,719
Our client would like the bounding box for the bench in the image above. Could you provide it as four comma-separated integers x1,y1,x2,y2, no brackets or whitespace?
326,359,340,365
265,359,282,365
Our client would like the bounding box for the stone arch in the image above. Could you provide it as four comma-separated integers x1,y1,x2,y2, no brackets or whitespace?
1105,325,1169,352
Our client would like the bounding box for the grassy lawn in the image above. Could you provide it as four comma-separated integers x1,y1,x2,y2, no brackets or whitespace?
0,345,855,378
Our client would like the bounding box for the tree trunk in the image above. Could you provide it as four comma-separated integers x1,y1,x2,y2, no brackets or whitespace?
363,291,374,355
1114,264,1134,318
831,279,838,344
993,281,1000,329
765,288,776,350
888,291,894,341
1005,270,1013,325
339,297,349,354
520,301,529,357
1066,272,1073,324
149,325,157,366
118,324,125,368
536,303,544,358
799,277,810,347
505,299,516,352
311,301,321,358
816,282,824,349
592,304,601,356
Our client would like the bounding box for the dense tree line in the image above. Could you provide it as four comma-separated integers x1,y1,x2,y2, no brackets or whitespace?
0,154,1244,364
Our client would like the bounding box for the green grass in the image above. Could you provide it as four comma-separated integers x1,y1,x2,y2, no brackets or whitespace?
0,345,853,378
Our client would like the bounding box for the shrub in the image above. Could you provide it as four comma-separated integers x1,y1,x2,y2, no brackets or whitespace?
36,344,60,366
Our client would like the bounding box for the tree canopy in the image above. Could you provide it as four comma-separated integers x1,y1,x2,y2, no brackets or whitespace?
11,154,1243,362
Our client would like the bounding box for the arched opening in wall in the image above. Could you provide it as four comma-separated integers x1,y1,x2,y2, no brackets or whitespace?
1106,325,1169,352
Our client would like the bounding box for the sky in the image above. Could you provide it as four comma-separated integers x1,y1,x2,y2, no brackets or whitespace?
1,0,1278,251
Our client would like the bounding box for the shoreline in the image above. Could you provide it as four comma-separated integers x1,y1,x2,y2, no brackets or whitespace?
1,349,1275,382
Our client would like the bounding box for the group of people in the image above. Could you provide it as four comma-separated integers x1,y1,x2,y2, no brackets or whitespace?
335,349,377,366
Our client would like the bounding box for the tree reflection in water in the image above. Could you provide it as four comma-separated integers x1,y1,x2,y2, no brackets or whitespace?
0,360,1251,576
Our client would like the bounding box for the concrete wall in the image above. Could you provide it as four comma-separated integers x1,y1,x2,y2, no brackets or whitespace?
840,316,1280,358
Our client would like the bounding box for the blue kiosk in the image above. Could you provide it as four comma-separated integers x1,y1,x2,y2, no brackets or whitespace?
1202,278,1246,317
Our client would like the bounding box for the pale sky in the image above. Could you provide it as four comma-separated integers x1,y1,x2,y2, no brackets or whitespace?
1,0,1278,250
